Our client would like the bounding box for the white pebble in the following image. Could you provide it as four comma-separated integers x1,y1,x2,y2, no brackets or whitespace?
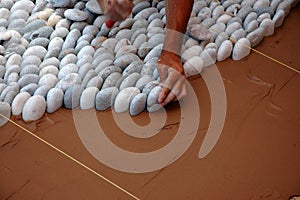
114,87,140,113
22,95,46,122
184,56,204,77
80,87,99,110
46,88,64,113
232,38,251,60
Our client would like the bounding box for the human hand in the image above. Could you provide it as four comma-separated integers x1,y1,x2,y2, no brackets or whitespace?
157,51,187,106
101,0,133,21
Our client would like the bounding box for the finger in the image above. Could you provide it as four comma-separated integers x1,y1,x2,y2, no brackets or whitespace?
161,75,185,105
158,70,180,103
174,82,187,102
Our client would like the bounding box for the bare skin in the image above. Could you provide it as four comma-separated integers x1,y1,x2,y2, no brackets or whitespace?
97,0,194,105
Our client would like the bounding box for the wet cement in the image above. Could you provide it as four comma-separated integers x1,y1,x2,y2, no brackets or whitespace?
1,5,300,200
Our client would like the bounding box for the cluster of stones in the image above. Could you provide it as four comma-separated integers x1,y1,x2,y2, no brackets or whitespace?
0,0,298,127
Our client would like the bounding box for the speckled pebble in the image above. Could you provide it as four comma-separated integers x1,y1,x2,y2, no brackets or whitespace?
119,72,141,90
95,87,119,111
102,72,122,89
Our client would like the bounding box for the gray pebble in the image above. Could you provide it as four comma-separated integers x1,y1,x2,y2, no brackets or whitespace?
122,60,144,77
23,46,47,59
81,69,97,87
114,53,140,69
55,73,81,91
133,33,147,49
29,38,50,48
0,0,14,9
0,65,5,78
77,55,93,66
48,37,64,51
217,40,233,61
11,0,35,13
4,64,20,81
273,9,285,28
99,66,122,80
132,18,149,30
64,8,88,21
18,74,39,88
3,90,17,104
78,63,93,78
86,75,103,88
183,56,204,77
0,82,19,101
237,6,254,21
92,53,115,66
58,63,78,79
39,57,60,69
86,0,103,15
49,0,71,7
11,91,31,116
78,45,95,59
80,87,99,110
8,9,29,23
133,1,151,15
77,34,94,44
39,74,58,88
6,54,22,68
130,93,147,116
64,84,84,109
246,27,265,47
50,27,69,40
46,88,64,113
0,102,11,127
232,38,251,60
119,18,135,29
130,28,147,44
70,21,89,31
245,20,259,33
60,54,78,69
95,87,119,111
6,72,19,85
138,42,155,58
142,81,159,95
20,83,38,96
23,19,46,35
230,28,247,42
75,41,90,53
135,75,153,90
147,85,162,107
102,72,122,89
119,72,141,90
34,85,51,98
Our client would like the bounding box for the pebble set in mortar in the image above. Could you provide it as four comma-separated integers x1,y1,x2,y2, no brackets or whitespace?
0,0,298,126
